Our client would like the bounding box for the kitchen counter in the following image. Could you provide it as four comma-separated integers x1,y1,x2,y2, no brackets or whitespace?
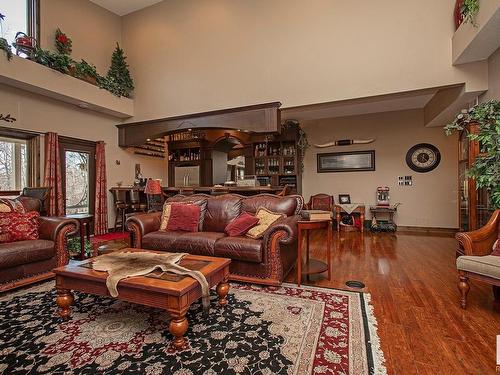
109,186,285,195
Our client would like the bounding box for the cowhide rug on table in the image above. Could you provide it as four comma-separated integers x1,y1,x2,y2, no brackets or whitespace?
0,282,387,375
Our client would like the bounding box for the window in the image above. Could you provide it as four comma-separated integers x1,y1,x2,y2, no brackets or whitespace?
0,137,28,191
0,0,39,47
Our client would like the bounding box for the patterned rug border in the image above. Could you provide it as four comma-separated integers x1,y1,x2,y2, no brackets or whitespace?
280,282,387,375
0,280,387,375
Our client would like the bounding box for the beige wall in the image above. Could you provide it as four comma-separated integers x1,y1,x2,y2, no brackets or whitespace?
481,47,500,102
122,0,486,122
40,0,123,73
0,85,167,225
302,110,458,228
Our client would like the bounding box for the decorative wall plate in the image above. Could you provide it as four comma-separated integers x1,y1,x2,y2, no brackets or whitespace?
405,143,441,173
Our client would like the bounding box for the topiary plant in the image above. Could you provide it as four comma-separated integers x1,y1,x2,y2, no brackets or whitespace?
106,43,134,98
445,100,500,209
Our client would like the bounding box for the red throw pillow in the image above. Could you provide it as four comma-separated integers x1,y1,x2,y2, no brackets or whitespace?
167,203,201,232
0,211,40,243
225,212,259,237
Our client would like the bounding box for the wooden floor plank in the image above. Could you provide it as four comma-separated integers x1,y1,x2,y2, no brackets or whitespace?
285,230,500,374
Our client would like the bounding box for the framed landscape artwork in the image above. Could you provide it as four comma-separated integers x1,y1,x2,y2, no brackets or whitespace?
317,150,375,173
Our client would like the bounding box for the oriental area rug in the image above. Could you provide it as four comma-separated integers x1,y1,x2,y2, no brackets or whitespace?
0,282,386,375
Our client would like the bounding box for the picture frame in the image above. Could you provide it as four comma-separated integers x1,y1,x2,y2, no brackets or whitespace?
317,150,375,173
338,194,351,204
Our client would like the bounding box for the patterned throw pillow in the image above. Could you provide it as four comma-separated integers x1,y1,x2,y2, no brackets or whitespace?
0,211,40,243
0,198,26,213
160,200,206,231
246,207,286,239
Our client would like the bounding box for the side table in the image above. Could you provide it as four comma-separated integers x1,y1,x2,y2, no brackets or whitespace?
335,204,365,233
297,219,332,287
66,214,95,260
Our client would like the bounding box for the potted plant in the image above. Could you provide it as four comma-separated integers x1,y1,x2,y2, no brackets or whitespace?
55,28,72,55
73,59,98,85
445,100,500,209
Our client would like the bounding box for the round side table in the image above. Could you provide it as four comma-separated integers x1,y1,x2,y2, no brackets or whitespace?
297,219,332,287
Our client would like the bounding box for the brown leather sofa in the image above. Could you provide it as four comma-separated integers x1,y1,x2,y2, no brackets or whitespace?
0,197,79,292
126,193,304,285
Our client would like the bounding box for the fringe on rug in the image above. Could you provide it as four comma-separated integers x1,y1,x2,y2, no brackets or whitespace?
363,293,388,375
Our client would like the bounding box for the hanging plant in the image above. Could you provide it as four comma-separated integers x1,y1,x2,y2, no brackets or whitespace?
461,0,480,26
444,100,500,209
55,28,72,55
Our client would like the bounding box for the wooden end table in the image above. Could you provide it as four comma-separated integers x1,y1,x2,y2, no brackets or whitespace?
335,205,365,233
297,219,332,287
66,214,95,260
54,249,231,350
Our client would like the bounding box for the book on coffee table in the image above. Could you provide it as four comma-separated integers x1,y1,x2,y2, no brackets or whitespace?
301,210,332,221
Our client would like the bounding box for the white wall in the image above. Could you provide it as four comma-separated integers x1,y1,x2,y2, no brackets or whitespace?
302,109,458,228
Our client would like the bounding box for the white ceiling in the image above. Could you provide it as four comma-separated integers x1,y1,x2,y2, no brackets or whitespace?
89,0,163,16
281,90,437,123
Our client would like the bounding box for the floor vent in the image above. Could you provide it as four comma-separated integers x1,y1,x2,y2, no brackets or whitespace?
345,280,365,289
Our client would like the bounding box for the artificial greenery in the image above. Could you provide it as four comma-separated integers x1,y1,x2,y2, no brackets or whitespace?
0,37,12,60
55,28,72,55
0,13,12,60
105,43,134,98
461,0,480,26
74,59,98,79
33,48,72,74
445,100,500,209
67,236,92,259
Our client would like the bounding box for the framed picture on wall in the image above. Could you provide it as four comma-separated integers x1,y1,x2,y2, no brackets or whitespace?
338,194,351,204
317,150,375,173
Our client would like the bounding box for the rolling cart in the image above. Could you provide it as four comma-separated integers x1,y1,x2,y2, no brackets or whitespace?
369,203,400,232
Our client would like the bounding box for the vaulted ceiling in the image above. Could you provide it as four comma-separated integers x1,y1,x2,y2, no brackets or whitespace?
89,0,163,16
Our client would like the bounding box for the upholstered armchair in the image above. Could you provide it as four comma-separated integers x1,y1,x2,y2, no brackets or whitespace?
455,210,500,309
306,193,334,212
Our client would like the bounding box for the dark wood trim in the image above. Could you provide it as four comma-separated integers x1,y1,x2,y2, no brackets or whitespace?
117,102,281,147
397,226,458,236
0,126,41,139
0,190,21,196
58,136,97,148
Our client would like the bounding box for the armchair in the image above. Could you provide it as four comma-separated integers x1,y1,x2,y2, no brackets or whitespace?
306,193,334,211
455,210,500,309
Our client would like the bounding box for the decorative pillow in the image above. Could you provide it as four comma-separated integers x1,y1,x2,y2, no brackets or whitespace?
167,203,201,232
0,211,40,243
225,212,259,237
246,207,286,239
159,202,174,231
0,198,26,213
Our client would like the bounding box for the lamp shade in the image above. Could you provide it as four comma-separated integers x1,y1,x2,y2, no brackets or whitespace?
144,179,162,195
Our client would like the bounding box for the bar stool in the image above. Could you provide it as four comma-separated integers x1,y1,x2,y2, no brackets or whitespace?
129,189,147,213
111,189,129,232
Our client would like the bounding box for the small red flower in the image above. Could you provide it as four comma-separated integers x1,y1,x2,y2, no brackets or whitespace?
57,34,68,44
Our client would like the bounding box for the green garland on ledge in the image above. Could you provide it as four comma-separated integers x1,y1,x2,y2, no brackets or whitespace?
444,100,500,209
461,0,480,26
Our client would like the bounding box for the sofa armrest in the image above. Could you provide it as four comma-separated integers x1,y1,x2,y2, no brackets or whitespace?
263,215,300,246
456,210,499,256
126,212,162,248
38,216,79,266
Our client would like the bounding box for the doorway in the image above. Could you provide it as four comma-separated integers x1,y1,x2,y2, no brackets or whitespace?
59,138,96,215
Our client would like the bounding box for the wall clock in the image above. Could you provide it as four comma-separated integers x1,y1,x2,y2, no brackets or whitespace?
405,143,441,173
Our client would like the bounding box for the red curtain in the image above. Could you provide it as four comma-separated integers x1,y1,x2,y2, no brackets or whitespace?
94,141,108,235
43,132,64,216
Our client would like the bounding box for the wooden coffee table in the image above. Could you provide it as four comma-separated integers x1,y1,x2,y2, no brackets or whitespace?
54,248,231,350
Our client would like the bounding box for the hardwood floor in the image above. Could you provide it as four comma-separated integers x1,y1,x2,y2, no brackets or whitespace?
284,230,500,374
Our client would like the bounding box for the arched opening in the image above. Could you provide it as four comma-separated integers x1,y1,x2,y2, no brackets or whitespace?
211,136,245,185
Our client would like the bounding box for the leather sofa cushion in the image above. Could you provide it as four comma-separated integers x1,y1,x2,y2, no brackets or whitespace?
242,195,299,217
142,231,226,256
203,194,242,232
215,236,263,263
0,239,55,269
